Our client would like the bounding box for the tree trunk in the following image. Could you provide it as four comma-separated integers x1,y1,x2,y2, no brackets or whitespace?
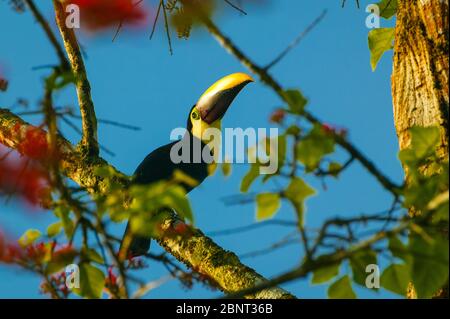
391,0,449,298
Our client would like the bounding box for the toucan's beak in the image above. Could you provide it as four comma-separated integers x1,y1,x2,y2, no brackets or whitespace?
196,73,254,124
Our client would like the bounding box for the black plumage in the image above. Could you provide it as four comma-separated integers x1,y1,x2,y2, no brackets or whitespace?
121,131,210,257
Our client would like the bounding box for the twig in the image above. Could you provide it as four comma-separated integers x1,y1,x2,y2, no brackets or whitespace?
224,222,409,299
24,0,69,70
53,1,99,157
162,0,174,55
131,275,173,299
200,15,402,196
223,0,247,15
239,232,299,259
95,217,130,298
60,115,116,156
207,219,297,236
1,108,295,299
113,0,145,42
68,114,141,131
265,10,327,70
315,156,355,176
150,0,163,40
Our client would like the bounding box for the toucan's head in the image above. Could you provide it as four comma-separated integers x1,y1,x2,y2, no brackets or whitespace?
187,73,254,141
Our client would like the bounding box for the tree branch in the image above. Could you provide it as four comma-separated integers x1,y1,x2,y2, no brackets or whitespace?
200,16,402,196
53,1,99,157
24,0,69,70
225,222,409,298
0,108,295,299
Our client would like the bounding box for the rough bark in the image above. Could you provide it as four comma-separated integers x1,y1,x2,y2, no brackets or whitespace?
392,0,449,299
392,0,449,158
0,108,295,299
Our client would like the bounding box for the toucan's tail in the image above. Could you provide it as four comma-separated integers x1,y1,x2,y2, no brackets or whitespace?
119,222,151,259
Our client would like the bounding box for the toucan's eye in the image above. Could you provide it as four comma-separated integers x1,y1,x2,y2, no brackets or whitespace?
191,111,200,120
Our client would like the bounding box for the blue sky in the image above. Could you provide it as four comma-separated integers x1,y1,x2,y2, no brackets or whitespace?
0,0,403,298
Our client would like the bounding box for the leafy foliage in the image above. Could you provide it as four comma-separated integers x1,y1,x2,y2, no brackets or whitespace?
312,261,341,285
73,263,105,299
368,27,395,71
328,276,356,299
377,0,398,19
296,124,335,172
255,193,281,221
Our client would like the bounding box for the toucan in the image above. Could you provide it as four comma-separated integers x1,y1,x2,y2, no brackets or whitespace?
120,73,254,257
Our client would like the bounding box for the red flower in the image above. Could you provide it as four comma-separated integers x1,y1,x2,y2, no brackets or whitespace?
25,242,47,262
174,222,188,235
0,77,7,92
321,123,348,138
0,64,8,92
0,234,47,264
322,123,335,134
106,266,118,287
0,152,50,207
70,0,147,31
52,244,77,262
16,127,50,161
126,255,147,269
270,109,286,124
0,233,22,263
41,271,70,298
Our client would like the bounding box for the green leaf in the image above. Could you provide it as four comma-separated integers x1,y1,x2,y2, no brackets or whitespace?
409,233,449,298
350,249,378,286
255,193,281,221
130,182,194,224
284,89,308,114
54,205,74,238
73,263,105,299
18,229,41,247
399,126,440,166
296,124,335,171
54,70,76,90
130,210,169,237
328,162,342,178
261,134,287,182
275,134,287,172
433,196,449,222
328,276,357,299
221,162,232,177
173,169,199,188
47,222,62,238
285,125,301,136
164,186,194,223
368,28,395,71
284,177,316,226
381,264,410,296
45,249,77,275
94,165,116,178
240,163,260,193
403,173,441,210
84,248,104,264
376,0,398,19
388,236,410,262
312,262,341,284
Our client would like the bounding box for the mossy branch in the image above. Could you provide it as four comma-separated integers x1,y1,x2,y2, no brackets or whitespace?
0,108,295,299
53,0,99,157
